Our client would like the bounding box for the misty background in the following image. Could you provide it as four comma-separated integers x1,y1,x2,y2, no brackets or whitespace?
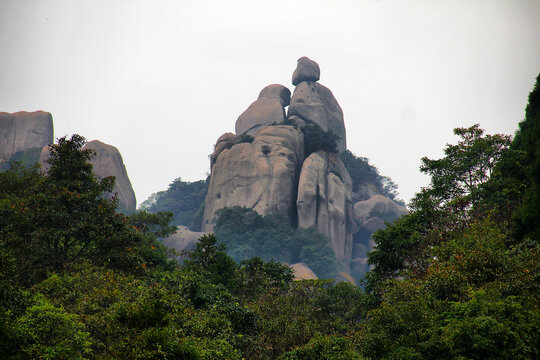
1,0,539,205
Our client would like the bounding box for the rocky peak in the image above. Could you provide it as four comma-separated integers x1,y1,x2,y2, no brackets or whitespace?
0,111,53,163
292,56,321,86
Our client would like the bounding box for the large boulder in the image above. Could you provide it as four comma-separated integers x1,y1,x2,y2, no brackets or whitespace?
235,84,291,135
291,263,318,280
84,140,137,214
352,195,408,260
288,81,346,151
202,125,304,231
162,226,208,254
0,111,53,163
292,56,320,86
296,151,355,265
354,194,408,224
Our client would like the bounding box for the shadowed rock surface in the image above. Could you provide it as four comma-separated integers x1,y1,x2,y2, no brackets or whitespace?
0,111,53,163
203,125,304,231
296,151,355,266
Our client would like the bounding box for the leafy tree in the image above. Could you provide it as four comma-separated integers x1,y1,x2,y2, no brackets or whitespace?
213,207,338,279
141,178,208,231
511,73,540,240
301,122,340,156
278,335,364,360
339,150,403,204
0,135,170,285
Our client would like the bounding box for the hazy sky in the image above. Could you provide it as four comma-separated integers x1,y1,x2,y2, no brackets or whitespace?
1,0,539,205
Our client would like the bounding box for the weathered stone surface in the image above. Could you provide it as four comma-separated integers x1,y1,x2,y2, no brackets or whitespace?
202,125,304,231
288,82,346,151
354,195,408,225
0,111,53,163
296,151,355,265
38,145,52,172
352,195,408,256
162,226,208,254
258,84,291,106
292,57,320,86
84,140,137,214
235,84,291,135
37,140,137,214
291,262,318,280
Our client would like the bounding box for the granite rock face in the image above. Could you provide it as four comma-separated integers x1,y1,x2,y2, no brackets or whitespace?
291,263,318,280
202,125,304,231
235,84,291,136
288,81,346,151
0,111,53,163
292,56,320,86
354,194,408,225
163,226,209,254
296,151,355,265
84,140,137,214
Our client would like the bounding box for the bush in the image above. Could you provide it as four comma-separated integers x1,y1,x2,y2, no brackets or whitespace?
141,177,208,231
213,207,338,279
301,122,340,156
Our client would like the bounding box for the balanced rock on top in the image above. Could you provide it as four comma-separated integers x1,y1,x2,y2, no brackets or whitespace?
288,57,346,151
292,56,320,86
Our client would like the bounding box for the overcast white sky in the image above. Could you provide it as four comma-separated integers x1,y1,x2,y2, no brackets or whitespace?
1,0,539,206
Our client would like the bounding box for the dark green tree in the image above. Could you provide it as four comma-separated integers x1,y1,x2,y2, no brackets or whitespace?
512,73,540,240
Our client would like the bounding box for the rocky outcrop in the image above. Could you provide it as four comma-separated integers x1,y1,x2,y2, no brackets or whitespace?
288,82,346,152
291,263,318,280
83,140,136,214
163,226,208,254
202,125,304,231
296,151,355,265
0,111,53,163
354,195,408,225
292,57,320,86
351,195,408,276
235,84,291,136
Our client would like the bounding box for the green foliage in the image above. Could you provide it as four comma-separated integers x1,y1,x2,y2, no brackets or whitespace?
301,122,340,156
339,150,403,204
0,135,170,285
278,335,364,360
141,177,208,231
15,293,92,359
213,206,338,279
511,73,540,240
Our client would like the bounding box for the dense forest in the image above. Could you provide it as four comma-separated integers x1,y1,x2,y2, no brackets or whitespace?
0,74,539,359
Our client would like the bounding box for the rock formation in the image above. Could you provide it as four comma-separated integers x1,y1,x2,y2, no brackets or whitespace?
0,111,53,163
290,263,318,280
235,84,291,136
39,140,137,214
296,151,355,265
292,57,320,86
163,226,209,254
201,57,405,278
203,125,304,230
84,140,137,214
288,57,346,151
354,194,408,225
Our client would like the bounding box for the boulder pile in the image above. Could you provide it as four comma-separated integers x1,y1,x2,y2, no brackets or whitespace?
202,57,405,277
